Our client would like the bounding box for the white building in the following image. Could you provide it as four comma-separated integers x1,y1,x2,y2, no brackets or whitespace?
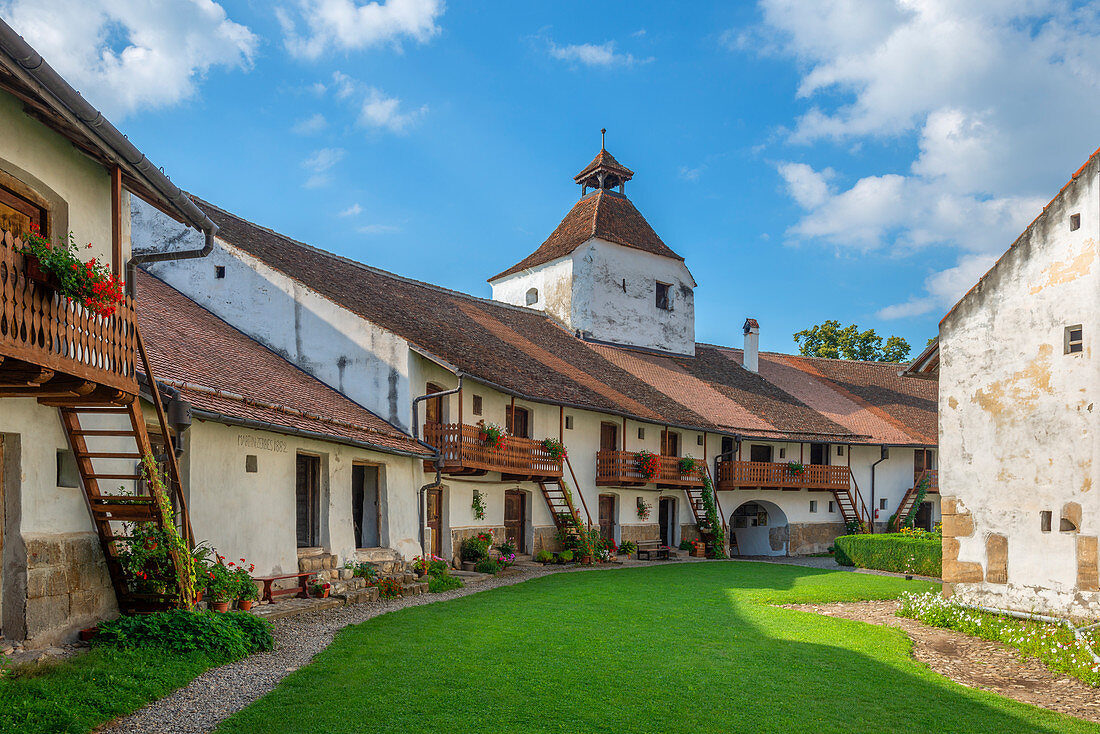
134,145,938,569
926,147,1099,616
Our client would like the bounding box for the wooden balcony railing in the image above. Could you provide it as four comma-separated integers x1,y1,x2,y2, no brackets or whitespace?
423,422,563,480
716,459,851,491
595,450,704,487
0,229,138,398
917,469,938,493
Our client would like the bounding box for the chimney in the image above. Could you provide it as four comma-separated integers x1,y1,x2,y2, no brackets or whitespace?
743,318,760,373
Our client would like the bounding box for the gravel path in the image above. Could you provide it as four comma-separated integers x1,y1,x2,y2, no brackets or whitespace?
98,559,689,733
784,599,1100,723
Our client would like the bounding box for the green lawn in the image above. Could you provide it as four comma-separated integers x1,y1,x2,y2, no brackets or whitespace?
219,562,1099,734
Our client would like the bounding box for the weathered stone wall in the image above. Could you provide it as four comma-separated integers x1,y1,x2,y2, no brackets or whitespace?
532,526,561,554
450,526,506,564
620,523,659,544
789,522,846,555
939,152,1099,616
24,533,116,647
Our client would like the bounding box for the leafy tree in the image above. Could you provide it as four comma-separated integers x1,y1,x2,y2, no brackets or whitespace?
793,320,912,363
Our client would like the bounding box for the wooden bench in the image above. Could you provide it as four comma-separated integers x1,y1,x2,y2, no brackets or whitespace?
635,539,669,561
255,572,311,603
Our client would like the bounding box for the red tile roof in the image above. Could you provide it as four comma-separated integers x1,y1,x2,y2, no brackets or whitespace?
187,196,936,446
134,270,431,457
573,149,634,184
489,189,683,281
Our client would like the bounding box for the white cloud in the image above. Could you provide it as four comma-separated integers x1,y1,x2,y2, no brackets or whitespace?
0,0,255,119
750,0,1100,317
292,113,328,135
358,223,400,235
279,0,443,60
339,203,363,217
678,165,704,182
360,87,426,133
301,147,346,188
547,40,650,67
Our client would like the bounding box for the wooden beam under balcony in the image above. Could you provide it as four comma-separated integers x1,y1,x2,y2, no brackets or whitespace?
595,450,704,488
716,459,851,491
422,422,563,481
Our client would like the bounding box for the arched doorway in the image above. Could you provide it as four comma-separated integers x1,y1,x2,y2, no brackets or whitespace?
729,500,789,556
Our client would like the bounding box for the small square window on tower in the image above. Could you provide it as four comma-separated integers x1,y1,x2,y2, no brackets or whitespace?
215,265,226,279
1065,325,1084,354
472,394,483,416
1070,213,1081,231
655,281,671,310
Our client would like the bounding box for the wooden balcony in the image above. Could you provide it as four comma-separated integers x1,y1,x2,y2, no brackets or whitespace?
595,450,704,488
423,422,563,481
716,459,851,491
0,229,138,403
917,469,939,493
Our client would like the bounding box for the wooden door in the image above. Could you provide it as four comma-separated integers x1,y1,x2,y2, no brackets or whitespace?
352,465,380,548
662,430,680,457
914,449,933,483
600,423,619,451
425,382,444,425
426,488,443,557
658,497,674,546
749,444,773,463
295,454,320,547
598,495,616,542
915,501,933,531
809,443,828,465
504,490,525,552
508,406,530,438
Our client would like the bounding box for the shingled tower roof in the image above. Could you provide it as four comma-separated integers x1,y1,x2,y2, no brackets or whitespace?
490,137,682,281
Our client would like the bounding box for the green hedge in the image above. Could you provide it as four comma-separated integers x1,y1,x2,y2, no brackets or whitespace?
833,534,941,577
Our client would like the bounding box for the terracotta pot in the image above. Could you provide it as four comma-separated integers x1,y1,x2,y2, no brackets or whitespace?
211,601,230,613
461,561,476,572
194,588,204,604
237,599,254,611
580,555,594,565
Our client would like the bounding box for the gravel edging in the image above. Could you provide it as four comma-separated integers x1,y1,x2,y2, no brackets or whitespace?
97,559,689,733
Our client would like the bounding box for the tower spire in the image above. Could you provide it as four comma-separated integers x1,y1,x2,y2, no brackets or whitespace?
574,133,634,196
601,127,606,151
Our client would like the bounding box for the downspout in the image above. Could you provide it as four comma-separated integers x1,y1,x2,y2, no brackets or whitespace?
0,19,219,295
869,445,889,533
958,604,1100,666
413,377,463,554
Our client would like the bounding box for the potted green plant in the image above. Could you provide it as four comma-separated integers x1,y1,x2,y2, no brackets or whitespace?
459,532,493,571
309,573,331,598
478,422,507,452
19,225,126,316
679,455,698,474
636,497,652,521
635,450,662,481
541,437,567,461
786,461,806,476
205,562,237,612
231,558,258,611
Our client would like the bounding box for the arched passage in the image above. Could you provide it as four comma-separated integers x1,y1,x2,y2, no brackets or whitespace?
729,500,788,556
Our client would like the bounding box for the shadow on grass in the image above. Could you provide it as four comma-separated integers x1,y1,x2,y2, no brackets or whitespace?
216,562,1099,734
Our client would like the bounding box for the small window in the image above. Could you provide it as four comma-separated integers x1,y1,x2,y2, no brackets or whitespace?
621,278,627,293
637,427,645,440
1065,325,1083,354
696,434,703,446
472,395,483,416
1040,511,1052,532
1070,213,1081,231
56,450,79,488
879,498,888,510
655,282,671,310
1060,516,1079,533
0,183,48,239
245,455,258,473
215,265,226,279
809,500,818,513
525,287,539,306
837,445,845,457
828,501,836,513
565,415,574,430
778,448,786,459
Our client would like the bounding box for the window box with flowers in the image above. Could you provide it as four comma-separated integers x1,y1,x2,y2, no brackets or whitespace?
20,226,126,317
541,438,567,462
478,422,507,452
635,450,662,482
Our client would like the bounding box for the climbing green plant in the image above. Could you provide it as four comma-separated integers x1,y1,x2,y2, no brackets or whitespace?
699,473,728,559
902,475,931,529
142,454,196,605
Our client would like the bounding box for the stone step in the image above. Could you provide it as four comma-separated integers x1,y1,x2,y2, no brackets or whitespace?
333,586,380,605
400,581,429,597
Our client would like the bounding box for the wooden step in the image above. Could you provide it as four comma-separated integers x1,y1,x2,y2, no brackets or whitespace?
70,429,137,437
77,452,144,459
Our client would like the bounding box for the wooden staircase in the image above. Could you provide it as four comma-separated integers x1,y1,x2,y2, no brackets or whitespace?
890,471,935,531
536,456,593,543
683,466,728,553
51,328,194,613
832,470,872,532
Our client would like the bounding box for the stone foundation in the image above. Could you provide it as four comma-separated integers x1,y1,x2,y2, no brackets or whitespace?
23,532,116,647
533,526,562,554
450,526,505,564
621,524,660,544
788,522,847,555
680,524,701,546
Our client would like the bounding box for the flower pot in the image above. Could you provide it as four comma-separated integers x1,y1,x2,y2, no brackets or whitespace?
580,555,594,565
237,599,254,611
194,588,204,604
690,547,706,558
461,561,477,572
23,254,60,294
211,601,230,613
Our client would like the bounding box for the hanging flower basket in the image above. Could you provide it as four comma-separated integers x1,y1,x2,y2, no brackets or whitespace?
636,450,662,482
19,227,126,317
542,438,568,461
478,422,507,452
637,497,652,521
786,461,806,477
23,253,61,293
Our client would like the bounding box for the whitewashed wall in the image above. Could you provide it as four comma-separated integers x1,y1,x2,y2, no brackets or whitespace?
490,256,573,327
939,156,1099,615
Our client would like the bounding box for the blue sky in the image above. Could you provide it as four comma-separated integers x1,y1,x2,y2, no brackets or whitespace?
5,1,1100,354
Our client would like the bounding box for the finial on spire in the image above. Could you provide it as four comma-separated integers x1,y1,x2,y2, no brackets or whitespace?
601,128,606,150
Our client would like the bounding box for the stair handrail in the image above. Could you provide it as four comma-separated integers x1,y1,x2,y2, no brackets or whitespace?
703,464,728,535
135,324,194,548
564,455,593,529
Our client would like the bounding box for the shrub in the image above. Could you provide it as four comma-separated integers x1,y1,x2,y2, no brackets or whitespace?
535,550,553,563
460,535,492,562
428,573,464,593
474,557,499,574
678,540,694,551
558,550,574,563
619,541,637,556
833,533,941,577
93,610,273,658
373,577,402,598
